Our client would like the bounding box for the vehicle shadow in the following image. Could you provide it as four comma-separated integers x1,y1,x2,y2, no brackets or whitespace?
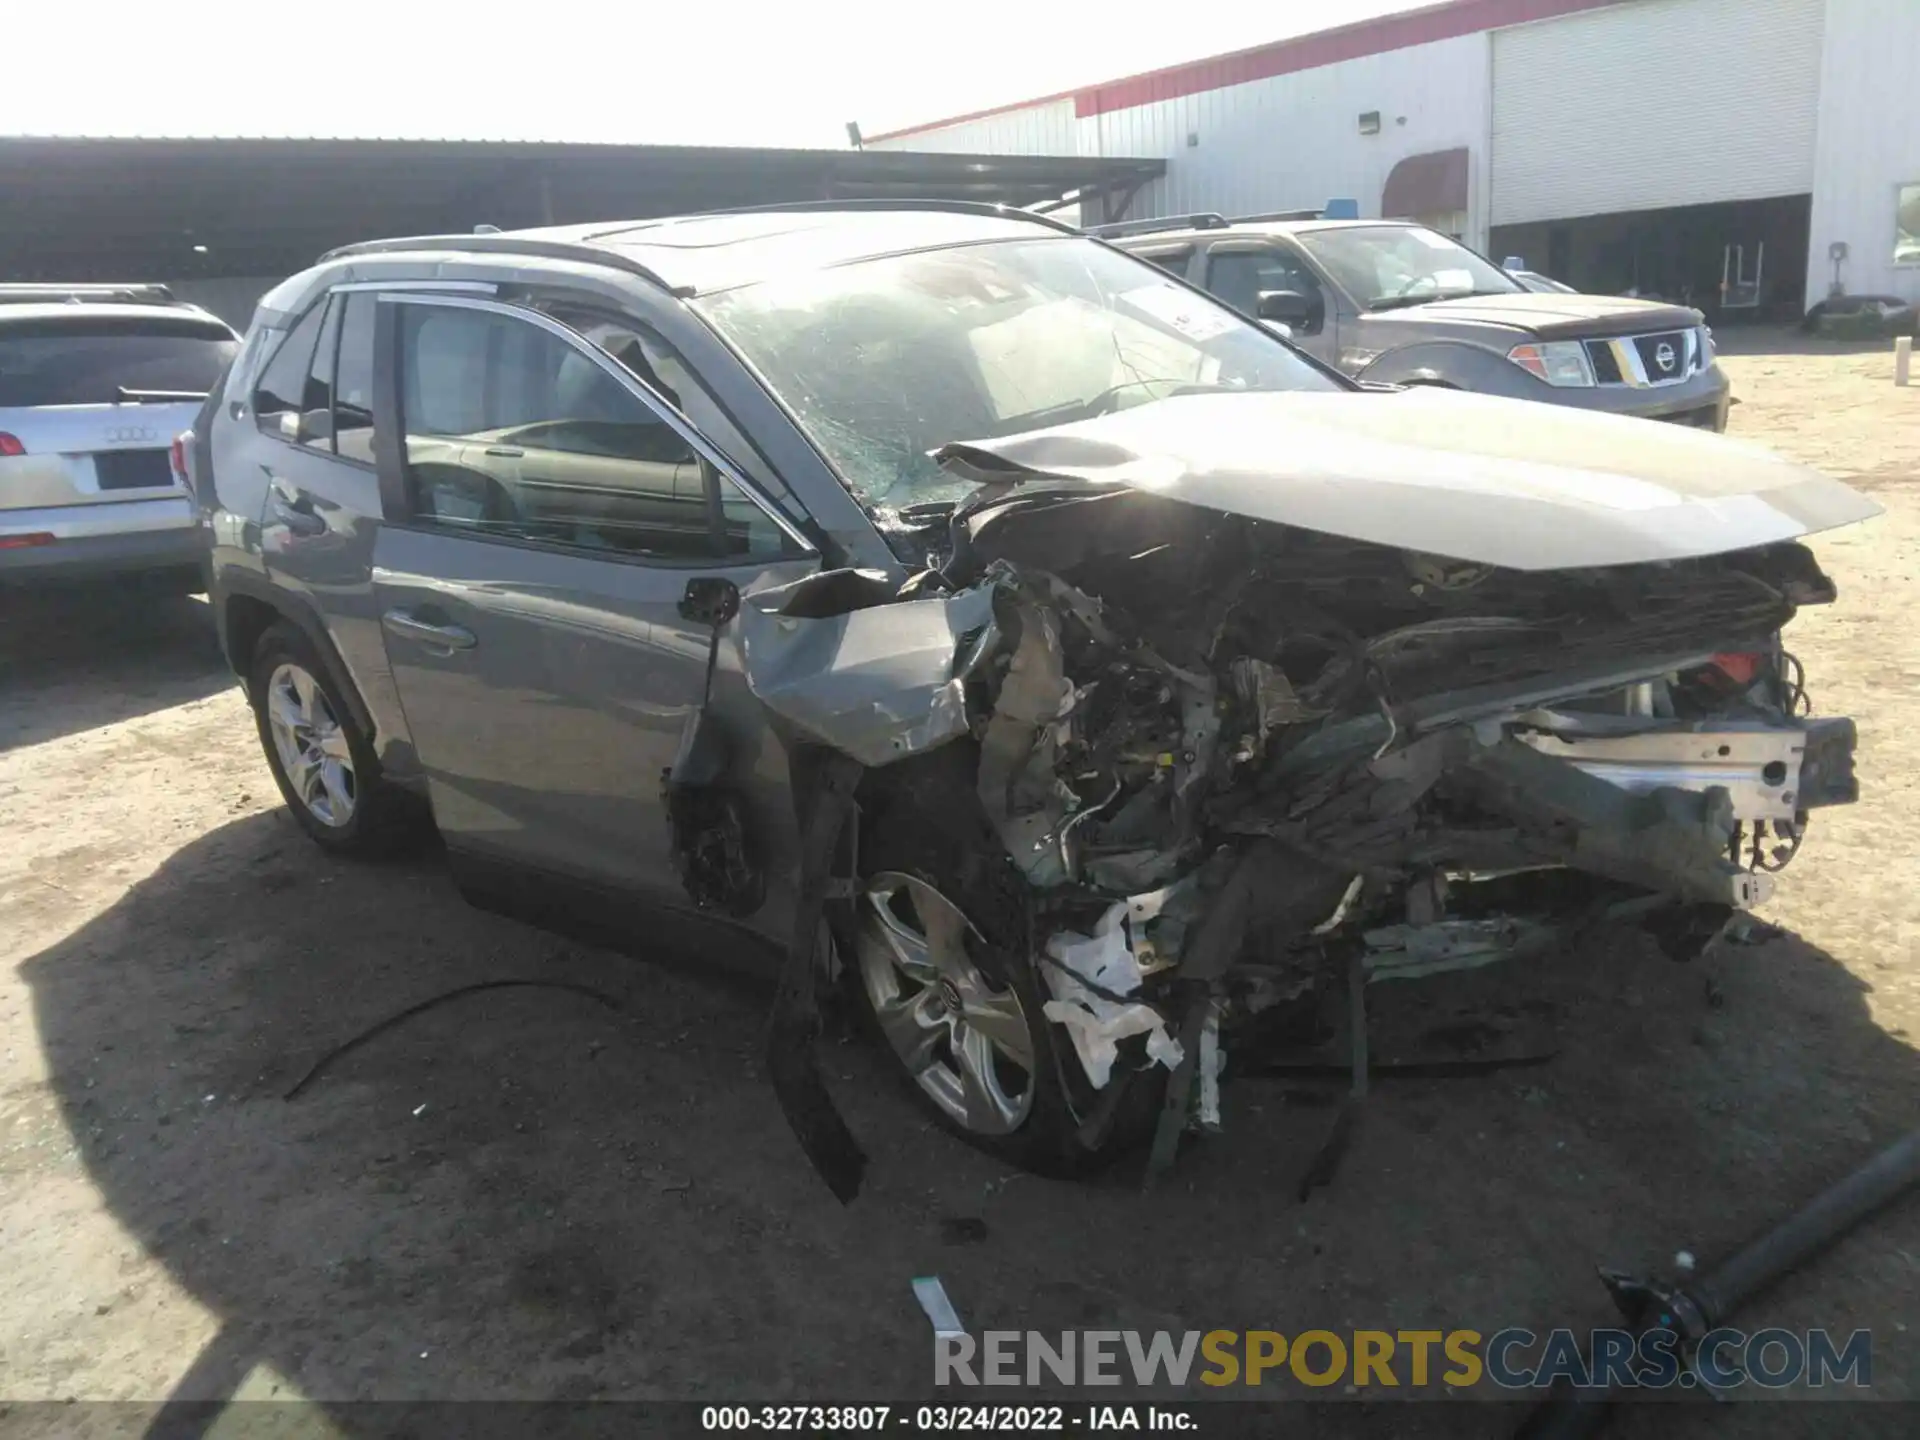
1713,325,1906,360
17,809,1920,1435
0,588,232,751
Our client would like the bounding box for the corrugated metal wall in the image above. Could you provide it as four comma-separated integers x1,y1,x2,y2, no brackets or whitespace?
1074,33,1491,243
868,99,1080,156
1805,0,1920,306
1490,0,1825,226
876,35,1495,246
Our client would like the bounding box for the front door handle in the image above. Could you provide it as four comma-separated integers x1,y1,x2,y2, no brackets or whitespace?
382,608,477,652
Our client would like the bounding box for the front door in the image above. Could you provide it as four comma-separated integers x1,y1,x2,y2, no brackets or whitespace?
368,295,817,907
1201,242,1340,368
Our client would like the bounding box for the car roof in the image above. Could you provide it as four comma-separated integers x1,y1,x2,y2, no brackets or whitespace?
327,206,1075,298
0,301,235,332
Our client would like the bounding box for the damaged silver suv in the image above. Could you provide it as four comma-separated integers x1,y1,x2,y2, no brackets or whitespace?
198,203,1877,1191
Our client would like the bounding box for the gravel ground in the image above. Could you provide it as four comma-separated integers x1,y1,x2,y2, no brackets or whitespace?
2,334,1917,1437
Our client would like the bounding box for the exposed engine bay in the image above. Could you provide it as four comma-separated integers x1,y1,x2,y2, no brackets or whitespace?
739,478,1860,1186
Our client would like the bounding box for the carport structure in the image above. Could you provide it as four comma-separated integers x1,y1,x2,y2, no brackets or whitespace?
0,136,1164,285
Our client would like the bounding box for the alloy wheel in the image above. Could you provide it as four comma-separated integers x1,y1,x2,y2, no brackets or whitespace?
265,662,356,828
856,871,1036,1136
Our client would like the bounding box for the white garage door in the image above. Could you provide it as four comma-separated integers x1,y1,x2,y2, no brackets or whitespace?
1490,0,1824,226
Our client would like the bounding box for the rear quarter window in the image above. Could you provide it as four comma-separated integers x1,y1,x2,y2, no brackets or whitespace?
0,315,239,407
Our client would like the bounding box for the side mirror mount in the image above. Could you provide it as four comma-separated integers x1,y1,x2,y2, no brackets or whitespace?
1262,319,1295,339
679,576,741,627
1256,289,1316,327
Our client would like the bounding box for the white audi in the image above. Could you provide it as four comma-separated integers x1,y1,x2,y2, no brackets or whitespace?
0,284,238,589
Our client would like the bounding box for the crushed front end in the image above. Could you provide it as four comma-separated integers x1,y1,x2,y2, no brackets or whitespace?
744,483,1861,1182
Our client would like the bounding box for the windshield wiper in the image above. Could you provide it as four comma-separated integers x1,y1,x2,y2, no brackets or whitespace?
1081,378,1248,416
1366,288,1517,314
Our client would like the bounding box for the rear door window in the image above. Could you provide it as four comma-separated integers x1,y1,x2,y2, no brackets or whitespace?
252,299,331,440
0,316,237,407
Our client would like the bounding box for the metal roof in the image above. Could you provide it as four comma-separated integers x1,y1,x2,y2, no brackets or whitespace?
868,0,1635,139
0,137,1163,283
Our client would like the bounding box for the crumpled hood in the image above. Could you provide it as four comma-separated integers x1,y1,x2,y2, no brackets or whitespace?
934,388,1881,572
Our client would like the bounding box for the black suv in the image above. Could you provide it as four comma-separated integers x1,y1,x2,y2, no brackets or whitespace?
1110,214,1730,429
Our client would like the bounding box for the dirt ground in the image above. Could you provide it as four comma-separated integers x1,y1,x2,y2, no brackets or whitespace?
3,335,1917,1437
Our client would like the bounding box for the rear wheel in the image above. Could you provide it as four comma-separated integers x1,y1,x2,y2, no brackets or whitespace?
248,621,420,857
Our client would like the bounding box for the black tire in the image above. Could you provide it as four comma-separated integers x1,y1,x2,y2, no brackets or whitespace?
247,620,421,858
841,747,1165,1178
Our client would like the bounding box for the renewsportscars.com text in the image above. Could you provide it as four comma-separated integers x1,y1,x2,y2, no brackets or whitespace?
935,1327,1872,1390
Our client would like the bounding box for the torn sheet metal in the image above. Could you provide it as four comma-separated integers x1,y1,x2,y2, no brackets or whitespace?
1230,656,1322,756
766,752,868,1203
739,577,1000,768
1039,902,1183,1088
976,592,1078,887
1123,870,1210,972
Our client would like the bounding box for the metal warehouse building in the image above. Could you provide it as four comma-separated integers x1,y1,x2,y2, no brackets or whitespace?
870,0,1920,318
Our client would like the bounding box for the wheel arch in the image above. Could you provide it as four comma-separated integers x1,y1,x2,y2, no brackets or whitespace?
219,575,378,746
1356,339,1531,396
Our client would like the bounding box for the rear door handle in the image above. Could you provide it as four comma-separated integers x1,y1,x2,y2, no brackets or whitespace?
266,477,326,536
381,608,477,652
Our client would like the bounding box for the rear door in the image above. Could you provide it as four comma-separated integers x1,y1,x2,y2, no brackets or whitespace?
0,311,235,523
369,294,818,905
247,288,402,745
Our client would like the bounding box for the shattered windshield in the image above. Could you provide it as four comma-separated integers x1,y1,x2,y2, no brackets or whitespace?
1295,225,1523,312
695,237,1338,513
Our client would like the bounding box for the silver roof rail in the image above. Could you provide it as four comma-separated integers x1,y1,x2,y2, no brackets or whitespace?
1229,208,1325,223
0,282,179,306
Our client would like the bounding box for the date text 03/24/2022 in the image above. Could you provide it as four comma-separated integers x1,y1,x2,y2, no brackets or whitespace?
700,1405,1196,1432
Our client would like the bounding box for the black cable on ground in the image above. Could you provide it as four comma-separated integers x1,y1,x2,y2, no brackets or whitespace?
282,979,624,1100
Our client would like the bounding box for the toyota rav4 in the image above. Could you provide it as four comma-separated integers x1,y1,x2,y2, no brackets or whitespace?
196,204,1873,1188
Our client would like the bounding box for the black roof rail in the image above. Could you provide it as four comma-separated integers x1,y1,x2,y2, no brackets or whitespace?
1229,208,1325,223
318,233,675,290
586,197,1085,240
1084,212,1229,240
0,282,179,306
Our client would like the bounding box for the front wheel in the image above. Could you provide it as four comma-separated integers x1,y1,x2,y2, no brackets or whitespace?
845,753,1163,1176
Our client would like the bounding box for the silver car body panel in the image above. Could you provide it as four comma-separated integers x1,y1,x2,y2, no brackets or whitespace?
739,575,1001,768
936,388,1879,572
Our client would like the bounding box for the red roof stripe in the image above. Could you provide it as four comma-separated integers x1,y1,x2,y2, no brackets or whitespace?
868,0,1634,141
